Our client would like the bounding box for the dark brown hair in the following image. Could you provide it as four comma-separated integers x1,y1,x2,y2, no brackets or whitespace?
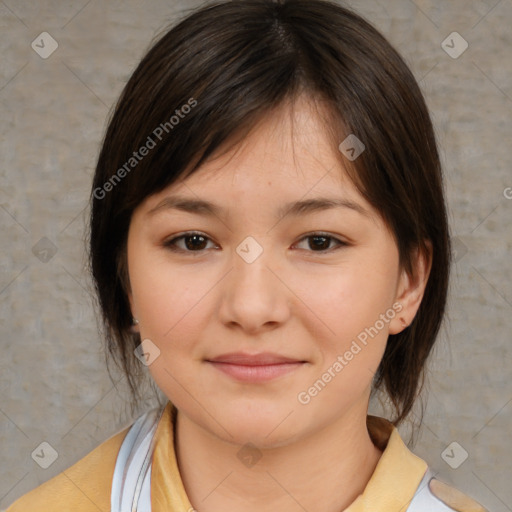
89,0,451,426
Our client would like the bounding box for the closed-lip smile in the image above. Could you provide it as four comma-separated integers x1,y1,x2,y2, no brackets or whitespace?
206,352,307,382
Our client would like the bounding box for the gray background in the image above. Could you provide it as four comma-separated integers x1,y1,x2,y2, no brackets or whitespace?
1,0,511,510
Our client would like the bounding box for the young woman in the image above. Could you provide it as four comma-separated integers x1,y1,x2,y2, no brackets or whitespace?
7,0,488,510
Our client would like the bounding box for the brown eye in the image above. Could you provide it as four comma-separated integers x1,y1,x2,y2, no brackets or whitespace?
294,233,347,253
309,235,331,251
163,232,216,253
183,234,208,251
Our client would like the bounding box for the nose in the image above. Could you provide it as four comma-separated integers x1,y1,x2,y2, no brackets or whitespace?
217,238,291,334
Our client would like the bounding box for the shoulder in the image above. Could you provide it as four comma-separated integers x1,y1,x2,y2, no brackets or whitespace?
4,425,130,512
409,470,488,512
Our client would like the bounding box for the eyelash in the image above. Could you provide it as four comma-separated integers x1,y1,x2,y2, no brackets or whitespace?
162,231,348,255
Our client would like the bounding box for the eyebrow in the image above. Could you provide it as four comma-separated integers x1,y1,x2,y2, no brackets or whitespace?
147,194,371,220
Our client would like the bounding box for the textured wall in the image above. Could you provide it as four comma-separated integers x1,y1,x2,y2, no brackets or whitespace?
1,0,511,510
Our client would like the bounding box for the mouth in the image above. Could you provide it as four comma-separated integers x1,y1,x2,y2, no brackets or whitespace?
205,352,307,383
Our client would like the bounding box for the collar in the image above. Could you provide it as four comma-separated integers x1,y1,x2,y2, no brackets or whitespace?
150,402,428,512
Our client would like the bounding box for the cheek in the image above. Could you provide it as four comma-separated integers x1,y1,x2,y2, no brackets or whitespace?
129,246,211,340
296,272,393,413
302,262,396,338
130,257,210,404
296,255,397,388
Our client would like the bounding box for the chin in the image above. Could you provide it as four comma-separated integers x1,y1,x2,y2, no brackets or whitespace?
208,400,309,448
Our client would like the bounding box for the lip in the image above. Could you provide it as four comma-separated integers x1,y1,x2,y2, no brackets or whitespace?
206,352,307,383
208,352,305,365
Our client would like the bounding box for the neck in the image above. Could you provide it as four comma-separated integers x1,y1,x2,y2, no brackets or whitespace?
174,404,382,512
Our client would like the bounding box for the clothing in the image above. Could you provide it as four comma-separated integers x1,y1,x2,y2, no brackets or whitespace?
5,401,488,512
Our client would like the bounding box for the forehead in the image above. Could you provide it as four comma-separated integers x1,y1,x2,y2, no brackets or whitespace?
207,96,346,180
145,95,369,211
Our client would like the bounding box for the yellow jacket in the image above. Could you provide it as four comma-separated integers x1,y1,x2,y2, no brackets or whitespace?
5,401,487,511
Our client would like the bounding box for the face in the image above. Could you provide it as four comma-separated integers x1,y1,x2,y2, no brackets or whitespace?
126,96,420,448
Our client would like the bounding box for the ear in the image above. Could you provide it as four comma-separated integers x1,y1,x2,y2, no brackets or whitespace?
117,246,139,333
389,241,432,335
126,287,140,334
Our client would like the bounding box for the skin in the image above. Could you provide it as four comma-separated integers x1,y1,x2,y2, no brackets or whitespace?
126,96,431,512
